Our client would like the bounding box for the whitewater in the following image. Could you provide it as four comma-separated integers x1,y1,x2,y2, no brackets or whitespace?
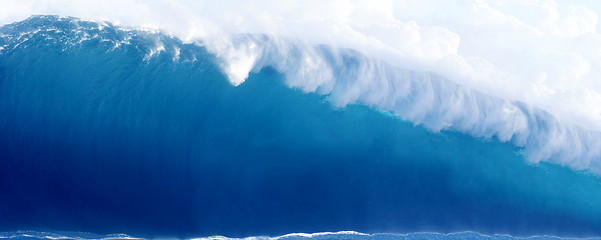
2,0,601,239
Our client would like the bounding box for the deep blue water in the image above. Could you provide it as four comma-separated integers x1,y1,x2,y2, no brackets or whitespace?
1,16,601,239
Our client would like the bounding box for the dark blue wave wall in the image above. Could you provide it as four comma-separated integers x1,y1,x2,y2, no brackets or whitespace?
1,16,601,238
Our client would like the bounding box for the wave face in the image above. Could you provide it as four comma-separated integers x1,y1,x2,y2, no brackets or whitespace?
2,16,601,238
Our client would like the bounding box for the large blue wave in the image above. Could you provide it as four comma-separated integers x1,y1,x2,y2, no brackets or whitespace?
1,16,601,239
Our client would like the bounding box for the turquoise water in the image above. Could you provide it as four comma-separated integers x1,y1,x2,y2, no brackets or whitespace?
1,16,601,239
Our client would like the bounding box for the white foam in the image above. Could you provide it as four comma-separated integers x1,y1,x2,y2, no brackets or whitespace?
0,231,142,240
2,0,601,172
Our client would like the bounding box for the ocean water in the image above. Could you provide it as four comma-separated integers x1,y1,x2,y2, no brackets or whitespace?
1,16,601,239
1,231,599,240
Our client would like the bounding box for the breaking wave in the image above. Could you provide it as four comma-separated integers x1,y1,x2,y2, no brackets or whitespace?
2,15,601,238
3,14,601,173
3,0,601,173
